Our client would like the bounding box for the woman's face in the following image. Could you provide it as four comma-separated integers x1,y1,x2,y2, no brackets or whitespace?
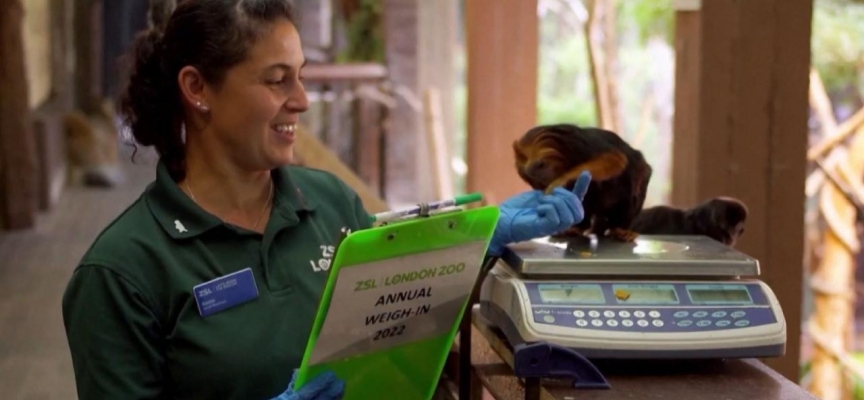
200,19,308,172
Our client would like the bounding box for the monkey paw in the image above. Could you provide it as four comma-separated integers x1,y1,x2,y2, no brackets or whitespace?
607,228,639,242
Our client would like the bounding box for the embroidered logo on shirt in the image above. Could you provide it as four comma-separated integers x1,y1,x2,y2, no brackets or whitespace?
174,219,188,233
310,245,335,272
309,226,352,273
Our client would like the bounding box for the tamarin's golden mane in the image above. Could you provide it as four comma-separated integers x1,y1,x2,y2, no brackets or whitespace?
513,128,568,174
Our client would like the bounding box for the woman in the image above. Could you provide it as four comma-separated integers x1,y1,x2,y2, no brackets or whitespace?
61,1,592,399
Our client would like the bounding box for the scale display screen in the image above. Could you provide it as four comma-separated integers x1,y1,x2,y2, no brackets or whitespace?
687,285,753,304
538,284,605,304
612,284,679,304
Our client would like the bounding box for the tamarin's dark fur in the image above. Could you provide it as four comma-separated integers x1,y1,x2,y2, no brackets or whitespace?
631,197,749,247
513,123,653,242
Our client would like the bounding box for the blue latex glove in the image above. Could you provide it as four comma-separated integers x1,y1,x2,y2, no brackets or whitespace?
271,370,345,400
487,171,592,256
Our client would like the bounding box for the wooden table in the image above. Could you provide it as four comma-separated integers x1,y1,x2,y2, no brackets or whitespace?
441,312,817,400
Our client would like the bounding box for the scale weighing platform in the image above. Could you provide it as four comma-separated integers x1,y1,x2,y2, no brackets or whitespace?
477,234,787,362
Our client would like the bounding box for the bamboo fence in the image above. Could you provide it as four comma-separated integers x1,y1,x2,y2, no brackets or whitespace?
805,67,864,400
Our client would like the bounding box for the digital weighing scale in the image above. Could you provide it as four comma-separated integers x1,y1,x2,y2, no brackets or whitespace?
478,234,787,360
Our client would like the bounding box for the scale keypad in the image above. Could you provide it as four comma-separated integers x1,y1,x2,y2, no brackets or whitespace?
532,307,777,332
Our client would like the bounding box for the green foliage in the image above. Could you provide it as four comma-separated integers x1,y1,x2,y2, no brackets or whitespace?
535,0,677,205
337,0,385,63
535,0,675,127
812,0,864,100
844,353,864,399
617,0,675,44
537,11,597,126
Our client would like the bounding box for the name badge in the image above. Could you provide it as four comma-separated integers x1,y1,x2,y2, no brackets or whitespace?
193,268,259,317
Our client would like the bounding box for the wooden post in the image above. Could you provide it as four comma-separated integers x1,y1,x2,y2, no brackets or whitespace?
418,0,458,198
671,0,813,381
423,87,454,199
51,0,75,110
671,2,701,209
0,0,39,229
382,0,423,205
73,0,102,113
379,0,457,204
465,0,539,205
295,0,332,62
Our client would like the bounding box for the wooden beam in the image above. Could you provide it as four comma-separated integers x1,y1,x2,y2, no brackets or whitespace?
301,63,389,83
465,0,539,205
671,0,813,381
0,0,39,229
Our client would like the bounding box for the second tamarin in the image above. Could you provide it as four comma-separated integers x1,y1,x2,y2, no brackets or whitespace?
513,123,653,242
631,197,749,247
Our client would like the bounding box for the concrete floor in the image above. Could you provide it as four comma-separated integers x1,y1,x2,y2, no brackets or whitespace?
0,146,157,399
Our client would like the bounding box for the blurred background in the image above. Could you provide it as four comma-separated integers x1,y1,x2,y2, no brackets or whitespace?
1,0,863,398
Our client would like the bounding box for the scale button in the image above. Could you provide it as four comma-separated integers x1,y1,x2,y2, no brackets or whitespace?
619,310,631,318
543,315,556,323
693,311,709,318
634,311,646,318
716,320,731,327
673,311,689,318
607,319,619,327
712,311,727,318
591,319,604,327
677,320,693,327
697,320,712,327
731,311,746,319
589,310,601,318
573,310,586,318
649,310,661,318
604,310,616,318
652,320,664,327
576,319,588,327
637,319,649,327
622,319,634,327
734,320,751,327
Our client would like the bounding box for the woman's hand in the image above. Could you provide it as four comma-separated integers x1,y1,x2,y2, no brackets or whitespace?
271,370,345,400
487,171,592,256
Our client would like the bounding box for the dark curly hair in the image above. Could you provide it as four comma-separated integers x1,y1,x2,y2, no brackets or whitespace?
119,0,297,181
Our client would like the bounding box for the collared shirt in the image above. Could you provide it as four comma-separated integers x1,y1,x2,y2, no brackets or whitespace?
62,160,372,400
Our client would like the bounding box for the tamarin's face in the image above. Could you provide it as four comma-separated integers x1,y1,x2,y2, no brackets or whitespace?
513,128,566,189
695,197,748,246
715,197,748,246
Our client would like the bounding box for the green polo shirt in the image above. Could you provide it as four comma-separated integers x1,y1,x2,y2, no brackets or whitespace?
62,160,372,400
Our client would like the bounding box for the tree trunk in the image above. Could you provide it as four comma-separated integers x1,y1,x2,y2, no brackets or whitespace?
808,126,864,400
584,0,619,132
0,0,39,229
601,0,620,132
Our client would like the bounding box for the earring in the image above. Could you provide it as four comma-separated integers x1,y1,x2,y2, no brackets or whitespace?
195,101,209,112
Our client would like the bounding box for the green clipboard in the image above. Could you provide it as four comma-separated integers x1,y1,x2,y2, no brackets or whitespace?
294,205,500,399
